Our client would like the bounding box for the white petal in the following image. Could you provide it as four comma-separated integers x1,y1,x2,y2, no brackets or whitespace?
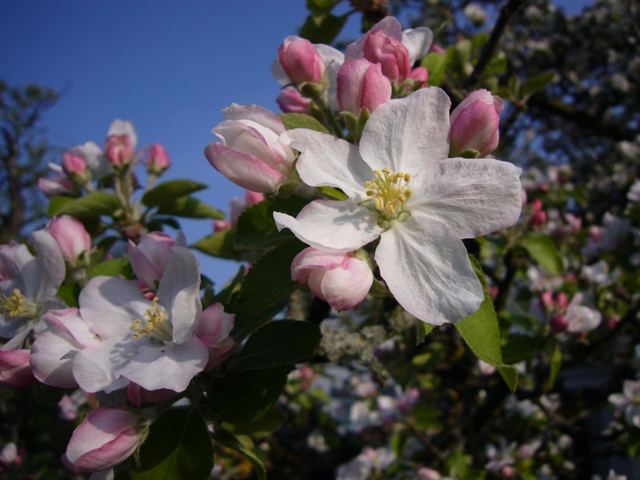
31,230,65,300
107,119,137,147
118,337,208,392
157,247,202,345
274,200,382,252
375,215,483,325
271,58,290,85
79,277,149,340
72,346,118,393
0,243,35,293
284,129,371,199
359,87,451,174
410,158,523,238
402,27,434,64
222,103,285,135
316,44,345,111
30,329,78,388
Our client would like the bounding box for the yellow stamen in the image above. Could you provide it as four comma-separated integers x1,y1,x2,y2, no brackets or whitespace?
363,169,412,220
0,289,38,318
131,298,172,342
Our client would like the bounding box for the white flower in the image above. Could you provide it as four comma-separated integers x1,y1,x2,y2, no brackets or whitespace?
609,380,640,428
0,230,65,349
274,88,522,325
31,246,207,393
566,293,601,333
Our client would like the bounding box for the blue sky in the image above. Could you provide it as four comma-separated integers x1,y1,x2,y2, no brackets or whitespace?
1,0,591,288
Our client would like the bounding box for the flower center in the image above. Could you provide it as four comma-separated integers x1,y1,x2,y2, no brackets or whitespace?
131,298,172,342
0,289,38,319
364,168,412,220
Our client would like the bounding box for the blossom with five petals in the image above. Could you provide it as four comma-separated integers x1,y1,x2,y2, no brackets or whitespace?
274,87,522,324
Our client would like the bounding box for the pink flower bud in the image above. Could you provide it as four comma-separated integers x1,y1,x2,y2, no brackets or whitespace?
529,199,547,226
540,291,554,311
62,153,88,176
63,408,141,473
555,292,569,310
126,383,177,407
104,134,134,167
276,86,312,113
430,44,445,54
337,59,392,114
146,143,170,173
38,176,74,197
48,215,92,262
449,89,503,156
551,314,568,332
126,232,176,289
291,247,373,311
0,349,33,388
362,30,411,82
408,66,429,86
196,303,236,369
278,36,325,85
213,219,231,233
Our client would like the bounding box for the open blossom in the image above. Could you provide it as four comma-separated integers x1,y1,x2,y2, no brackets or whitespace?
0,230,65,349
205,104,296,193
49,216,92,262
125,231,185,290
63,408,142,473
565,293,601,333
31,246,207,393
337,59,392,114
274,88,522,324
609,380,640,428
449,89,503,156
291,247,373,311
345,16,433,83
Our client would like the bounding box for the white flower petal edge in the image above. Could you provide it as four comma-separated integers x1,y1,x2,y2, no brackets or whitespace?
410,157,523,238
359,87,451,173
402,27,434,64
375,214,484,324
274,200,383,252
282,129,371,199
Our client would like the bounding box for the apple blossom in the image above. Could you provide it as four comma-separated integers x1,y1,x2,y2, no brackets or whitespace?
0,349,34,387
0,230,65,349
145,143,170,174
274,88,522,324
337,59,392,114
195,303,235,369
565,293,601,333
345,17,433,83
609,380,640,428
62,152,88,177
105,119,137,167
63,408,142,473
31,246,207,393
48,215,92,262
277,86,312,114
449,89,504,156
291,247,374,311
277,36,325,85
205,103,296,193
68,141,111,179
0,442,20,467
125,231,185,290
38,163,74,197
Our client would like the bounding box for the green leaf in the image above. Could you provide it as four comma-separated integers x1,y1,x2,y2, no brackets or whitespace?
49,192,120,219
546,346,562,389
156,196,224,219
455,256,518,391
86,257,130,279
214,429,266,480
142,179,208,208
299,12,347,44
47,196,74,216
131,408,213,480
208,366,292,424
502,334,537,364
521,71,555,98
416,322,434,345
234,196,307,250
225,407,286,437
230,240,304,339
230,320,321,372
421,52,448,87
192,230,238,260
520,233,563,275
280,113,329,133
